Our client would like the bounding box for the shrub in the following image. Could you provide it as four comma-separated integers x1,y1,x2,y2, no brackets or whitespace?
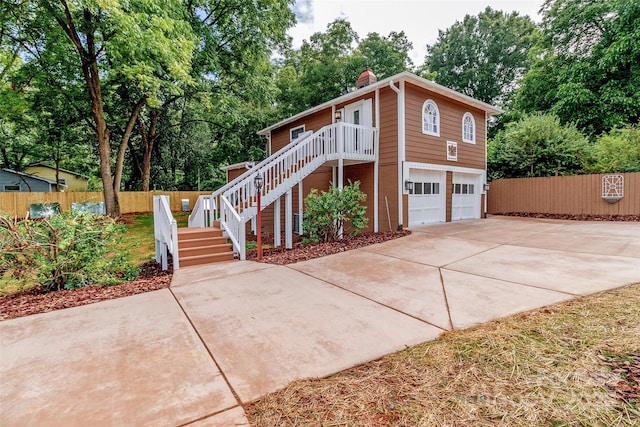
302,181,368,243
0,210,137,292
586,126,640,173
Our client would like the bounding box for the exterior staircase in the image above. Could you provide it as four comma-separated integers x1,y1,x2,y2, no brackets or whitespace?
177,227,234,267
155,122,378,270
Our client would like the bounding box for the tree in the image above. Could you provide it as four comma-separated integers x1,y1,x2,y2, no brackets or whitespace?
4,0,197,215
514,0,640,135
586,127,640,173
355,31,414,80
488,114,589,179
425,7,538,107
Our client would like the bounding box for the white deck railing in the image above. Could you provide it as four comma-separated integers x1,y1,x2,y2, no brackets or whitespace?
153,195,179,270
188,195,215,227
207,122,377,259
219,194,246,260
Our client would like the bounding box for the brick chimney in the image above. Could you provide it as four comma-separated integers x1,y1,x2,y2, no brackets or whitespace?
356,68,377,89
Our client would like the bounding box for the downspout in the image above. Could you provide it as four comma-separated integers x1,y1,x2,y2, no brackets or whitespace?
484,111,488,218
389,79,405,229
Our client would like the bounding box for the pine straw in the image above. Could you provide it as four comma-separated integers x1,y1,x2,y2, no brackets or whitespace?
246,283,640,426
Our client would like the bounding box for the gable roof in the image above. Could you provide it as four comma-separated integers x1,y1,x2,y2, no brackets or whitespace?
258,71,504,136
2,168,58,184
26,162,89,179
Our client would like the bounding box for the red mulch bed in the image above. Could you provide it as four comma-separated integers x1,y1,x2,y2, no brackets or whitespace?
497,212,640,221
0,262,172,321
1,231,410,321
246,230,411,265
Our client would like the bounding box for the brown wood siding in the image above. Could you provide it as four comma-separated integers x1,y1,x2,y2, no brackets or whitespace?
404,82,486,170
226,167,249,182
270,108,333,153
488,173,640,216
378,164,399,231
344,163,374,232
378,86,399,167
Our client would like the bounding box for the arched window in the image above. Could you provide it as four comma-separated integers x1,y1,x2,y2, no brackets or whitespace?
462,112,475,143
422,100,440,136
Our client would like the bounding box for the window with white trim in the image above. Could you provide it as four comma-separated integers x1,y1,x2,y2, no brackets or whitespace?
409,182,440,195
57,178,67,185
290,125,305,141
462,112,475,143
422,100,440,136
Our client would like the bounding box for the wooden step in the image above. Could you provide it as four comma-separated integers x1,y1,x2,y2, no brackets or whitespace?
179,243,233,258
179,252,235,267
178,236,228,249
178,227,223,241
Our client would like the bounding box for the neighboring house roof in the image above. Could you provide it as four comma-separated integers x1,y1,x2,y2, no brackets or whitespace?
1,168,58,185
221,161,256,171
258,71,504,136
26,162,89,179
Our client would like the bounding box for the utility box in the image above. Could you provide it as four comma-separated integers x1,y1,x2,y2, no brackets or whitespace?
181,199,190,211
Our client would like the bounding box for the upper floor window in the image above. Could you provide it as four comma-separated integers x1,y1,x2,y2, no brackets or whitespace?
422,100,440,136
290,125,305,141
462,112,475,143
57,178,67,185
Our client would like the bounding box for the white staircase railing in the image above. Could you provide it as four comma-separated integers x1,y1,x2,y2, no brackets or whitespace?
188,194,215,227
153,195,179,270
209,122,378,260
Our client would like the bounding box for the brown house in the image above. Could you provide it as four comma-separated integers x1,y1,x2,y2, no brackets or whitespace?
206,71,502,259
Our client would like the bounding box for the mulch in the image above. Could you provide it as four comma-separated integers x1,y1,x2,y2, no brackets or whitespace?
1,231,410,321
498,212,640,221
0,262,172,321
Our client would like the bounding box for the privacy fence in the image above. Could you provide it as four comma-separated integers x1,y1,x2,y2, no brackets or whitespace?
487,172,639,216
0,191,211,219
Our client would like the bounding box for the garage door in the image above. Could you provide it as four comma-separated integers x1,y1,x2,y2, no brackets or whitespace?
452,173,481,220
408,170,445,226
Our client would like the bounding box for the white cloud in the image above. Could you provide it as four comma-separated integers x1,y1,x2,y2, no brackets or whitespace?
289,0,543,64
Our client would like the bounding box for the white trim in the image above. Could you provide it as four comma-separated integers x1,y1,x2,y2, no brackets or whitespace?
221,161,256,171
290,124,306,141
397,80,406,227
374,88,380,233
257,71,503,136
462,112,476,144
421,99,440,137
403,162,486,187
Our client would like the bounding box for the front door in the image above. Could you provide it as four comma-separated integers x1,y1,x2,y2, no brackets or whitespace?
342,99,373,151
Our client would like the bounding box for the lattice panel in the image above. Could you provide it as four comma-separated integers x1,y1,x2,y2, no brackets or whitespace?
602,175,624,203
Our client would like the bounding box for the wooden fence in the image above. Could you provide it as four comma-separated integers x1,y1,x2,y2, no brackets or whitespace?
487,172,639,216
0,191,211,218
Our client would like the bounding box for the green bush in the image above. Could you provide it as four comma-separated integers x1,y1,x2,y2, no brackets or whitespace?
0,210,137,292
586,126,640,173
302,181,368,243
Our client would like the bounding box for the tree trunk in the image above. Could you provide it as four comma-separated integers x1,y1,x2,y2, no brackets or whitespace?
113,97,147,197
138,109,158,192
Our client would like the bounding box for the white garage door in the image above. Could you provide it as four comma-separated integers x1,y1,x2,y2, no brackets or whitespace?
452,173,481,220
408,170,445,226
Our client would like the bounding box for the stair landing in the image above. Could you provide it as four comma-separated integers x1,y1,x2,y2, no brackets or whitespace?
178,227,235,267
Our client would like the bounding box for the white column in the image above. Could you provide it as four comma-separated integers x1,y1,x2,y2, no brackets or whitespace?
274,196,281,247
298,181,304,234
285,189,293,249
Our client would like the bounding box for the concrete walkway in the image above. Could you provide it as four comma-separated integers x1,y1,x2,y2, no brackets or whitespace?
1,217,639,426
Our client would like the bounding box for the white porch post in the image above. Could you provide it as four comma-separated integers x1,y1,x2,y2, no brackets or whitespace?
337,122,344,190
285,189,293,249
298,181,304,234
274,196,281,247
397,80,406,229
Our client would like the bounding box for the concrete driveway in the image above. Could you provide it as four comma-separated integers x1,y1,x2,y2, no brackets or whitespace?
1,217,639,426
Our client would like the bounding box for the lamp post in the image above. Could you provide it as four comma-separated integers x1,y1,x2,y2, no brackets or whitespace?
254,173,264,261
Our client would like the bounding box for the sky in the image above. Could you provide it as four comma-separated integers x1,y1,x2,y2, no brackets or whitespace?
289,0,544,65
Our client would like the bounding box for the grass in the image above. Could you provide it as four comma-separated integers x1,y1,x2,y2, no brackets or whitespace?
246,283,640,426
